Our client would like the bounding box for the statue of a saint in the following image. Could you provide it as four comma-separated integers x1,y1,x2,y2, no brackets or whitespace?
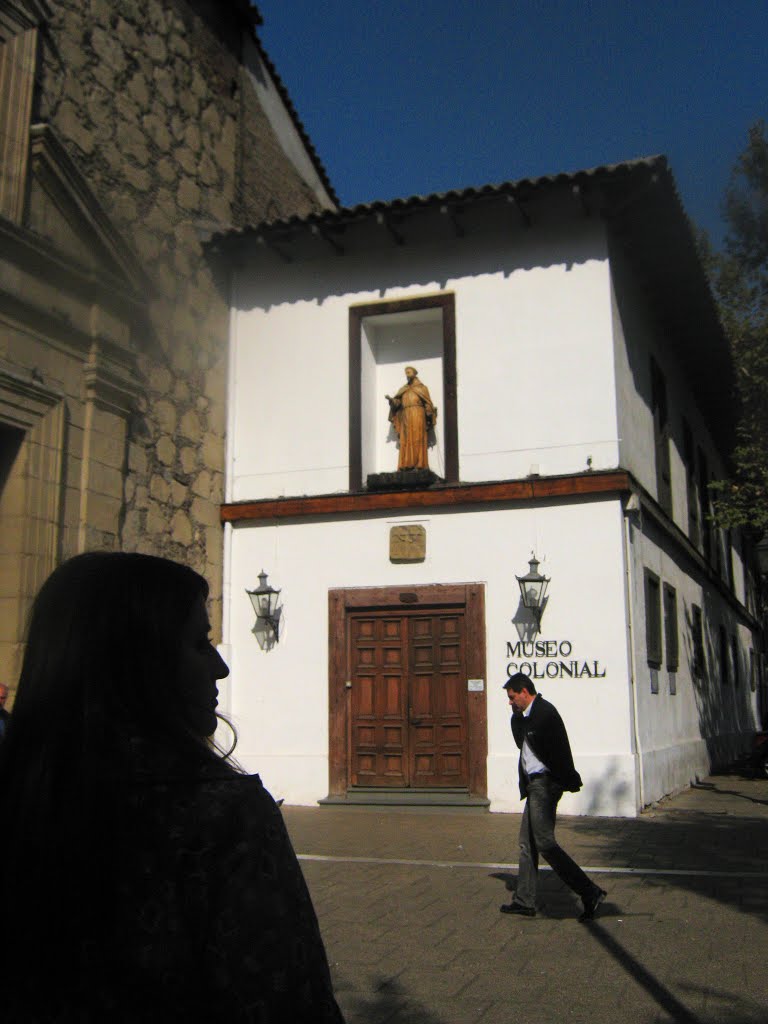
385,366,437,471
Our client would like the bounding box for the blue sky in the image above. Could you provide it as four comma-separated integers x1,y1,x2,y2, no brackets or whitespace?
255,1,766,247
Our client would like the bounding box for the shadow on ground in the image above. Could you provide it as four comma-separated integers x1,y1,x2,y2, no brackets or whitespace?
582,920,768,1024
569,780,768,926
338,977,449,1024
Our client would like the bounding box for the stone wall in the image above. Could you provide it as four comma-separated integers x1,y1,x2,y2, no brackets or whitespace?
22,0,333,633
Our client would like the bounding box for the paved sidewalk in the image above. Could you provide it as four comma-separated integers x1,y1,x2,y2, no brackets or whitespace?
282,775,768,1024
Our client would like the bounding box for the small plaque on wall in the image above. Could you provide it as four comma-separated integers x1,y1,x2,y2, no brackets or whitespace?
390,524,426,562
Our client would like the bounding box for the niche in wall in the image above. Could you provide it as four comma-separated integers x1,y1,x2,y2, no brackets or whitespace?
349,293,457,489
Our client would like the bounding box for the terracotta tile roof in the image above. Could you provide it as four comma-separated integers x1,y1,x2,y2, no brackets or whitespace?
214,154,665,238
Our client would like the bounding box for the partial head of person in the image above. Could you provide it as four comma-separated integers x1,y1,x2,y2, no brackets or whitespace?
6,551,230,777
0,552,232,994
0,683,8,708
503,671,537,712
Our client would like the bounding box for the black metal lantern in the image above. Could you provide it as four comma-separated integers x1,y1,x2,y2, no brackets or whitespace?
246,570,282,643
516,554,550,629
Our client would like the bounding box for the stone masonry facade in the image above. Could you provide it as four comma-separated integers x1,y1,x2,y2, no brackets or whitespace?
0,0,336,685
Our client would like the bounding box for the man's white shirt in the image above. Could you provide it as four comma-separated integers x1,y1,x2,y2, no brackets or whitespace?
520,696,549,776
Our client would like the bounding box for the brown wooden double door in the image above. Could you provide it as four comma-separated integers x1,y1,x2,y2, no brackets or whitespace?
349,610,468,788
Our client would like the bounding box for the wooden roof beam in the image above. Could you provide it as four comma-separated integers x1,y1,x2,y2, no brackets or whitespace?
311,223,345,255
376,211,405,246
602,171,661,221
255,233,293,263
571,183,591,217
440,203,466,238
505,192,531,228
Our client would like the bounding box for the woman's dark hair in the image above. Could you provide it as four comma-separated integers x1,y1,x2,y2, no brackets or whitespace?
0,552,237,994
5,551,230,770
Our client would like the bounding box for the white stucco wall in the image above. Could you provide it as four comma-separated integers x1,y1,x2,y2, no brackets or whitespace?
626,511,760,804
456,250,618,483
221,496,637,816
223,209,756,819
610,248,732,548
228,221,619,502
608,251,758,791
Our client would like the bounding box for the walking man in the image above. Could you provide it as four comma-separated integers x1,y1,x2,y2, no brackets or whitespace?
500,672,606,921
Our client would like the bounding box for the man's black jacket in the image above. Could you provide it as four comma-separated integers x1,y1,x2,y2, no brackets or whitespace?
510,694,582,799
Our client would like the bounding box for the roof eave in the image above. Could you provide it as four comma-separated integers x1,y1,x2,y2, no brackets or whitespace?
208,155,666,253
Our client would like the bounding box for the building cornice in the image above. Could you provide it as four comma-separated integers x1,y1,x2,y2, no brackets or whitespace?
220,470,632,522
220,467,760,630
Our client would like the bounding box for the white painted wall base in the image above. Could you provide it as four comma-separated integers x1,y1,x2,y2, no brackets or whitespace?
640,737,710,807
233,753,330,807
639,731,754,808
488,752,638,817
577,754,638,817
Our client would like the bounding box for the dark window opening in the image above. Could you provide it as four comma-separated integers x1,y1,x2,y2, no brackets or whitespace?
697,448,712,562
663,584,679,674
692,604,704,679
731,635,740,687
651,358,672,516
645,569,662,669
682,419,699,546
719,625,729,686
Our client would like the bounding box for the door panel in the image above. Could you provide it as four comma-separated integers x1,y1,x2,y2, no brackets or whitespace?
349,609,468,789
409,613,468,787
350,616,408,786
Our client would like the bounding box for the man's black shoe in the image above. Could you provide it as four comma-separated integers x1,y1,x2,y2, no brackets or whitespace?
500,901,536,917
579,887,607,922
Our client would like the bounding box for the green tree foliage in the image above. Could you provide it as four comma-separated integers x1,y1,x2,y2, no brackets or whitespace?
706,120,768,534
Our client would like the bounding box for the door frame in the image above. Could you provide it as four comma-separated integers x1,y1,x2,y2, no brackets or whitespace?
328,583,487,798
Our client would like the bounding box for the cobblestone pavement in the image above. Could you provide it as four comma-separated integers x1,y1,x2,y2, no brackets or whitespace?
282,775,768,1024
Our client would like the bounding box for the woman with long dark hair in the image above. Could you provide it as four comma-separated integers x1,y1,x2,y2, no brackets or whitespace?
0,551,344,1022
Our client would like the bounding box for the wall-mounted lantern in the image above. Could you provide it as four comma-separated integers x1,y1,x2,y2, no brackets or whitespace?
516,554,550,632
246,570,282,646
